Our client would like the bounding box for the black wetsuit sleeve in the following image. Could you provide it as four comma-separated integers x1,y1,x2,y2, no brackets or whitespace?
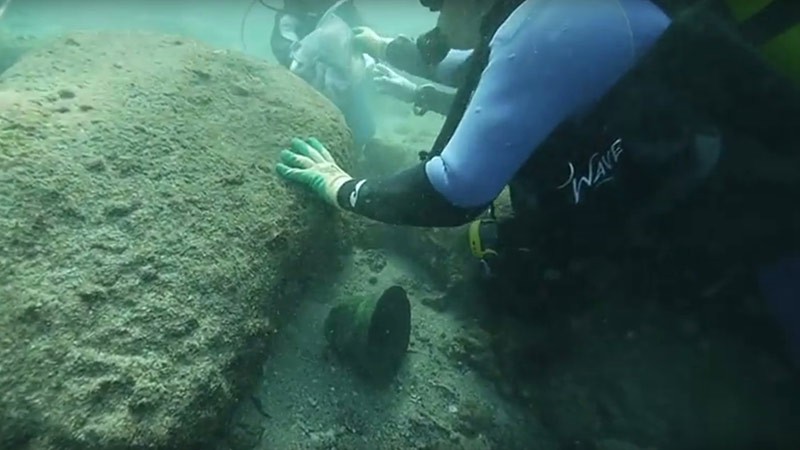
384,26,451,80
384,36,436,79
335,163,488,227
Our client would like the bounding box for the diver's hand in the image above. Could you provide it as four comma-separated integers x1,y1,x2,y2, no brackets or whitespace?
276,137,353,208
371,63,418,103
352,26,392,60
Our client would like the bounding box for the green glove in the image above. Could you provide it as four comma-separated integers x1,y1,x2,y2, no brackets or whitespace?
276,137,353,208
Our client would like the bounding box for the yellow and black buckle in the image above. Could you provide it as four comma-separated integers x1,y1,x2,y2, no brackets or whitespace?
468,218,499,260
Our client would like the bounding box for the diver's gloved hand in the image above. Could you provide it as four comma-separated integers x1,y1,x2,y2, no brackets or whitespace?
370,63,418,103
352,26,393,60
276,137,353,208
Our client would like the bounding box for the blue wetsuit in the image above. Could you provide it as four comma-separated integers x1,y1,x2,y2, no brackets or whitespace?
433,50,473,88
336,0,671,226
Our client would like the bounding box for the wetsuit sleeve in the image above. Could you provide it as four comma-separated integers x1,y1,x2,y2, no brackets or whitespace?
433,50,472,87
384,38,471,88
425,0,670,209
337,0,670,227
408,50,472,116
383,37,435,79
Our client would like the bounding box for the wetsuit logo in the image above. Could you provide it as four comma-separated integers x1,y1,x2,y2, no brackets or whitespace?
556,138,624,205
349,179,366,208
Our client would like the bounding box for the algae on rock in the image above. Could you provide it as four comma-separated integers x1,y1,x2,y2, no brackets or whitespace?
0,31,356,450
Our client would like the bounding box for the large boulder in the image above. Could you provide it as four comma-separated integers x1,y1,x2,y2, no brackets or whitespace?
0,31,356,450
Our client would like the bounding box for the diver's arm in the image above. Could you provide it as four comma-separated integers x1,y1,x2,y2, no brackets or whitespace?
270,13,302,68
383,36,436,79
370,62,456,115
384,36,472,88
432,49,472,87
336,0,670,227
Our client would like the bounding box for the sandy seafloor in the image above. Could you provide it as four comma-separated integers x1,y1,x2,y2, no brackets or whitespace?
215,83,543,447
226,249,550,450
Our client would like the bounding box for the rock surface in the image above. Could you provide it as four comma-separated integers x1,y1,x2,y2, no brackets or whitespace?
0,30,40,74
0,31,355,450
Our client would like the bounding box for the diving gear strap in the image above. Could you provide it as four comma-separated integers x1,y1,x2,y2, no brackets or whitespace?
469,219,499,259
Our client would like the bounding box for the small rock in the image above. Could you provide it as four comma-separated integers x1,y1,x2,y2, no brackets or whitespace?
104,200,140,218
84,157,106,172
230,84,250,97
361,250,387,274
76,284,107,305
455,399,495,438
139,266,159,283
190,68,211,81
58,89,76,99
421,294,449,311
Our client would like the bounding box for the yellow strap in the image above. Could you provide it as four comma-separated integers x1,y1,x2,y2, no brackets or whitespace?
468,220,484,258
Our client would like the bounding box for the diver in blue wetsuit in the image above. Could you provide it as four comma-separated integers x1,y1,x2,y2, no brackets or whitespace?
276,0,676,224
275,0,800,281
367,52,465,116
272,0,800,373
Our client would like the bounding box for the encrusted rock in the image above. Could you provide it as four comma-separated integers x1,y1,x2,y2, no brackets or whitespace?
0,31,355,450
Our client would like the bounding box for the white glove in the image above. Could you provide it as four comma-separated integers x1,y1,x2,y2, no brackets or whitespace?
352,26,393,60
370,63,418,103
